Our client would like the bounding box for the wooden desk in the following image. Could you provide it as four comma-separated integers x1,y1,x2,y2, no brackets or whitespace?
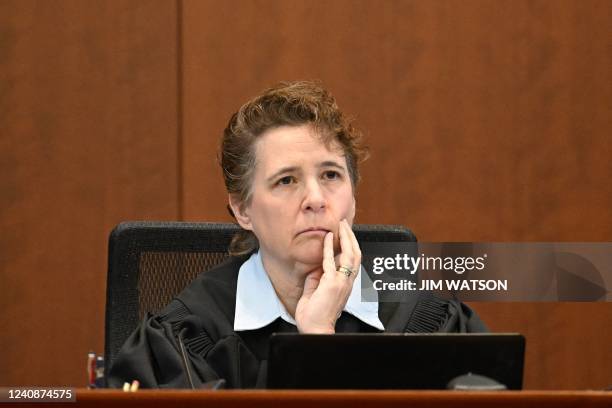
7,389,611,408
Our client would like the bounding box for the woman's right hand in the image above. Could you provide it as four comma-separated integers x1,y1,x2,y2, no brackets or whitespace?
295,219,361,333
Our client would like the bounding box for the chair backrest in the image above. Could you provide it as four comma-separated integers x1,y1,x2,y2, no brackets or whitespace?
104,221,416,380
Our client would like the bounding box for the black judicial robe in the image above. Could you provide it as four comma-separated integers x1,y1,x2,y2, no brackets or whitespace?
107,256,487,389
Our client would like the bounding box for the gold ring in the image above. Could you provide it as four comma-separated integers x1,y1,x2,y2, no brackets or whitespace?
338,266,354,277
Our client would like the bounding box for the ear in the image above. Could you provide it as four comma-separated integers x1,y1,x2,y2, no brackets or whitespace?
228,194,253,231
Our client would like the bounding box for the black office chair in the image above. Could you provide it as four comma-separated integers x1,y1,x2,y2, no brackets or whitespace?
104,221,416,382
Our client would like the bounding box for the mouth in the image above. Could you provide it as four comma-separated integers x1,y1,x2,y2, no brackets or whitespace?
297,227,331,236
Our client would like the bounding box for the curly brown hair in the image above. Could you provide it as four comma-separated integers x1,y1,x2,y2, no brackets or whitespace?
220,80,368,256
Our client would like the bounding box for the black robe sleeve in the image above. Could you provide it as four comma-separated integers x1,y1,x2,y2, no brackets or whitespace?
107,300,219,388
382,291,488,333
107,298,264,389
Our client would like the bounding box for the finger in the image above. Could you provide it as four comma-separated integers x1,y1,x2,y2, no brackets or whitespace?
342,220,360,281
336,221,359,282
302,269,323,300
322,232,336,274
332,225,341,254
345,220,362,268
338,219,354,263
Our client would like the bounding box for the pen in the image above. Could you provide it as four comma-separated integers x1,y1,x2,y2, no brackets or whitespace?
87,352,96,388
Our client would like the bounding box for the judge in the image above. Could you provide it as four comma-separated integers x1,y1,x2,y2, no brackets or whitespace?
107,81,486,389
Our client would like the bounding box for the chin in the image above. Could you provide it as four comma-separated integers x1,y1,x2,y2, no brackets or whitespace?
291,243,325,266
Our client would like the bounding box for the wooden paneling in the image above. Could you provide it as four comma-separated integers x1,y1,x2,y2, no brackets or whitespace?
0,0,610,389
181,0,611,240
181,0,611,389
0,0,179,385
472,302,612,390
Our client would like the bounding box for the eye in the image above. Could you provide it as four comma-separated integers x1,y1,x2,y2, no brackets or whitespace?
276,175,296,186
323,170,341,180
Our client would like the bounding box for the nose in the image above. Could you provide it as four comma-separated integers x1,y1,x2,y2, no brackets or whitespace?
301,179,326,213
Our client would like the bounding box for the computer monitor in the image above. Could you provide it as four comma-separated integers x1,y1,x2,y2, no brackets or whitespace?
267,333,525,389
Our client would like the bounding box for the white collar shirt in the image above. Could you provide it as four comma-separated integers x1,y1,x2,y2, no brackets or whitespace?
234,251,384,332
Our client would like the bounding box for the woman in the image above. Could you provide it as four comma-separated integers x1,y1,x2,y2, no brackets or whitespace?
108,81,486,389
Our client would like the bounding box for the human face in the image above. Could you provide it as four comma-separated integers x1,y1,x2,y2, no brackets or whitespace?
236,125,356,267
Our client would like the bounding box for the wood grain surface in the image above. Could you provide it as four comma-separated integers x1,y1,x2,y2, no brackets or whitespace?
1,0,610,389
0,0,179,386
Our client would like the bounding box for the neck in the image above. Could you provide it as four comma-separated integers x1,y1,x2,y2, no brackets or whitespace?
259,250,321,318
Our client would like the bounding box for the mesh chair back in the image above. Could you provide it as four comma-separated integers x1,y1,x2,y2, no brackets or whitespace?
104,221,416,381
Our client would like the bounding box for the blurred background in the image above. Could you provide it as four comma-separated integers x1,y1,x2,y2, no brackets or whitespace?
1,0,610,389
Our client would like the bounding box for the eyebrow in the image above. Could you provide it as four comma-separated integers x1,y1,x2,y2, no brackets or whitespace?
266,161,346,183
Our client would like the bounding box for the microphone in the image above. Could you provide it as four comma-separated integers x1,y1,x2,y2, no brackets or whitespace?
177,328,196,389
176,317,226,389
